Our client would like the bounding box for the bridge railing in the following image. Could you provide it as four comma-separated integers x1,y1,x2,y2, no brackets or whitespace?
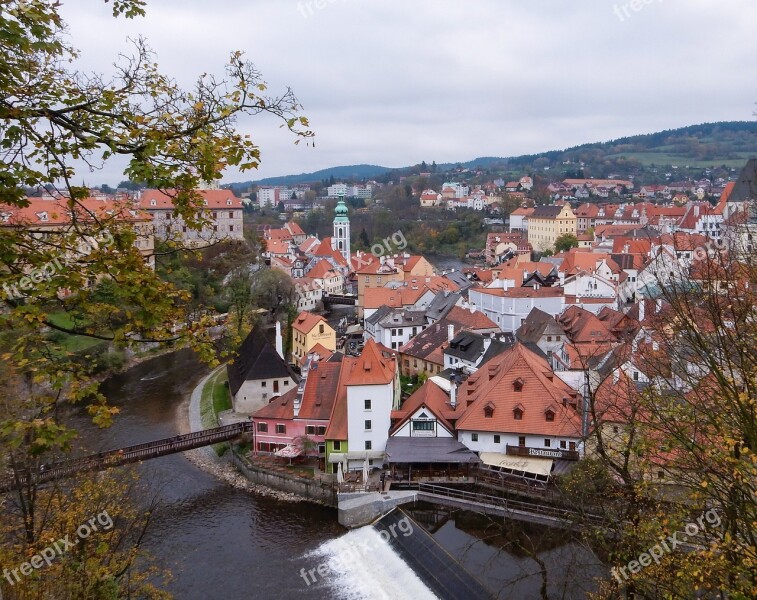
0,422,253,493
417,483,605,525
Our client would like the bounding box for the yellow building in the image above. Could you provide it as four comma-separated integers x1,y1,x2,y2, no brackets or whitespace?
291,312,336,363
527,204,577,252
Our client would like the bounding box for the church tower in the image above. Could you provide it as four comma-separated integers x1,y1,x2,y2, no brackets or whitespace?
332,192,351,265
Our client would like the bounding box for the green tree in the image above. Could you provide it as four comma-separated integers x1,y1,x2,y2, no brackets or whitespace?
0,1,311,595
358,227,370,248
554,233,579,252
250,268,296,318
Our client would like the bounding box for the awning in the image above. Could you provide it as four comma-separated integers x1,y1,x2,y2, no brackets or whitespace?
275,444,302,458
385,437,480,464
479,452,553,477
327,450,385,463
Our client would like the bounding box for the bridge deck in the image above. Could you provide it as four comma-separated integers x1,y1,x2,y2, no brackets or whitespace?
1,422,252,493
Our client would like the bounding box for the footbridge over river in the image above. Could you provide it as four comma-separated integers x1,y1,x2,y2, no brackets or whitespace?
321,293,357,307
0,422,252,493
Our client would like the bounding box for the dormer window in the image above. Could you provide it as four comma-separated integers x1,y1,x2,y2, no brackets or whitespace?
513,378,524,392
513,404,524,420
36,211,48,222
150,199,156,206
483,403,495,418
226,199,232,206
545,410,555,422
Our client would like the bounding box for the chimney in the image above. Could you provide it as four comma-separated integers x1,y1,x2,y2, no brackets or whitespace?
275,321,284,359
638,299,645,322
482,336,491,352
470,303,477,313
450,378,457,409
694,205,699,217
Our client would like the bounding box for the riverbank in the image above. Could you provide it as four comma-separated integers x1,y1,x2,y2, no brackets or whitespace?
178,364,310,503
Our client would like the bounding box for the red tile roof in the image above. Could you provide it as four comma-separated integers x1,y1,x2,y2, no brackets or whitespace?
445,306,499,331
390,381,453,434
1,198,151,225
138,189,243,210
558,306,617,344
292,311,328,334
307,259,339,279
312,237,347,267
253,387,296,420
363,287,427,310
454,343,582,437
324,357,355,440
344,339,395,386
298,361,342,421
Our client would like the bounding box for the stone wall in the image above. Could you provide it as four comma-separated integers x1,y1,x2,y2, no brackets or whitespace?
230,451,338,507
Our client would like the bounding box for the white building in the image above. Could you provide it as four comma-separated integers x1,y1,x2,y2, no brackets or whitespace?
139,188,244,246
470,285,565,332
344,340,399,470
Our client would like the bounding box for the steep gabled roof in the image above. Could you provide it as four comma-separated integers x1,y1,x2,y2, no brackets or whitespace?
307,259,339,279
298,361,342,421
453,343,582,437
727,159,757,203
390,380,454,434
558,306,617,344
324,356,355,440
345,339,395,386
399,320,452,363
516,308,566,343
252,387,296,420
292,311,329,335
227,327,297,396
312,237,347,267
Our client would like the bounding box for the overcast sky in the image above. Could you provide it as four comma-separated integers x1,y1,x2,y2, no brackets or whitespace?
60,0,757,185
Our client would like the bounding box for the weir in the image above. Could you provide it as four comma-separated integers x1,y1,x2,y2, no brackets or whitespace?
373,509,494,600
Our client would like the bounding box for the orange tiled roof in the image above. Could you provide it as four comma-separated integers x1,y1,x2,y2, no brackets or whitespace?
363,286,427,309
308,259,339,279
138,189,243,210
454,343,582,437
445,306,498,330
390,380,453,434
345,339,395,386
324,356,356,440
298,361,342,421
1,197,151,225
292,311,328,334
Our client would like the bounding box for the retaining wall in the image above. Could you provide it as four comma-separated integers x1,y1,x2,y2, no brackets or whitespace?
231,451,338,507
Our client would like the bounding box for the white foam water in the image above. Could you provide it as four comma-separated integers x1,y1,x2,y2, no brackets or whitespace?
306,526,439,600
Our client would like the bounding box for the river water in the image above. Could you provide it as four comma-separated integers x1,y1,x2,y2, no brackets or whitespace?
66,349,603,600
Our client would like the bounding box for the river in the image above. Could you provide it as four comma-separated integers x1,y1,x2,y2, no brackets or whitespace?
66,349,603,600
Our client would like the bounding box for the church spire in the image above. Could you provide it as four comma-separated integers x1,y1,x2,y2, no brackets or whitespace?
332,192,351,265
